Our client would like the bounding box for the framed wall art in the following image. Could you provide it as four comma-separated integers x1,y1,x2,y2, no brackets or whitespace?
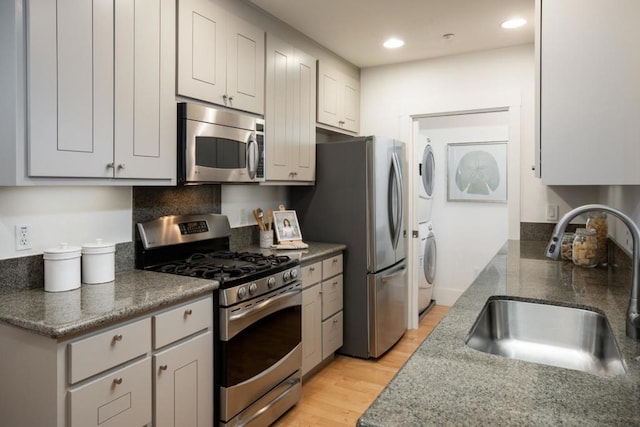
447,141,508,203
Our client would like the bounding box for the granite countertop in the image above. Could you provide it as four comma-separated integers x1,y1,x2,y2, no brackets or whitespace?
0,241,345,340
358,240,640,426
238,241,346,264
0,269,216,339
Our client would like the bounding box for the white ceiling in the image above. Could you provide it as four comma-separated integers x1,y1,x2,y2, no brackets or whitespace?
249,0,535,68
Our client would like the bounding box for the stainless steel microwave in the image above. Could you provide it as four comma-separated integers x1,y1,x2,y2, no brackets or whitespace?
178,103,265,184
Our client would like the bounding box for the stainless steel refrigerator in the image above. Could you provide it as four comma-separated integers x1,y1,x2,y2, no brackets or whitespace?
291,136,407,358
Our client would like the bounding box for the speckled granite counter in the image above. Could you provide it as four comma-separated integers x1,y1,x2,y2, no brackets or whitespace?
0,269,216,339
0,242,344,340
236,241,346,264
358,240,640,426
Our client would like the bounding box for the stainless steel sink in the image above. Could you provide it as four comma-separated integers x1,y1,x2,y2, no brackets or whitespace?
465,297,626,376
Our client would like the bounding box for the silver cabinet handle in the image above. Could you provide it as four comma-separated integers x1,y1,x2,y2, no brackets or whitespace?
159,364,168,371
309,267,315,272
113,378,123,385
184,309,193,317
112,334,123,344
333,318,339,323
228,96,233,101
117,164,125,170
106,162,114,169
222,94,228,99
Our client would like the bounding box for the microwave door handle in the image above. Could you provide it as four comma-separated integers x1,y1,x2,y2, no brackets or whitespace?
246,135,258,180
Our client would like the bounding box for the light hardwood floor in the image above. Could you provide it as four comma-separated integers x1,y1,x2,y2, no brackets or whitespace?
274,305,450,426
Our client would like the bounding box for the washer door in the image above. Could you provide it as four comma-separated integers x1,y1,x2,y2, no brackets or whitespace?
423,231,436,285
420,144,435,199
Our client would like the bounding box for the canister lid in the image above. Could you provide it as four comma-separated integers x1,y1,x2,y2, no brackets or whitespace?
43,243,82,260
82,238,116,255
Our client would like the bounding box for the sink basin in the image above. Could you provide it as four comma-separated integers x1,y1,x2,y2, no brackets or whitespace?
465,296,626,376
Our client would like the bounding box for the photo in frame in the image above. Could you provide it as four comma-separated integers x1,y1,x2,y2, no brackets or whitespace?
273,210,304,243
447,141,508,203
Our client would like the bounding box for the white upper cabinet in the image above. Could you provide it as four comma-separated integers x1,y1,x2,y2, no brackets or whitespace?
265,34,316,182
317,61,360,134
178,0,265,115
24,0,176,183
536,0,640,185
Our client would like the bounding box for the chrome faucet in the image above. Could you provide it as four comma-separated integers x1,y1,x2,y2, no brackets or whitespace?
545,204,640,340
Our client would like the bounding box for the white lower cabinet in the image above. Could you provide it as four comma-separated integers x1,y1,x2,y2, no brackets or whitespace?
69,357,152,427
0,294,213,427
154,332,213,427
301,253,344,376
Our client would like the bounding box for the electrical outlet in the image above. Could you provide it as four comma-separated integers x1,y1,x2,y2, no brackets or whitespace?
15,225,32,250
546,204,559,221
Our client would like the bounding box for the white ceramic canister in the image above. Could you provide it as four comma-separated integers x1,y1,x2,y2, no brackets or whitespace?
81,239,115,284
43,243,82,292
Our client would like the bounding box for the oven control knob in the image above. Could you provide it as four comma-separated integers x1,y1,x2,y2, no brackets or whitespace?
290,268,298,279
283,271,291,282
267,277,276,288
237,286,247,300
249,283,258,295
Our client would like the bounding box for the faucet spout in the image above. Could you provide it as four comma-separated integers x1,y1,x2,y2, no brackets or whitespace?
545,204,640,340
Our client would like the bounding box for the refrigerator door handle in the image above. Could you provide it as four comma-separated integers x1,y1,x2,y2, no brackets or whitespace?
390,152,403,250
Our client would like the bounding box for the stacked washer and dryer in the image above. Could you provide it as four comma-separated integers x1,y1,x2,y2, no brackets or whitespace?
416,139,437,316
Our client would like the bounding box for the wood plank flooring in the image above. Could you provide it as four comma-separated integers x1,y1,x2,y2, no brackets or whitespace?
274,305,450,427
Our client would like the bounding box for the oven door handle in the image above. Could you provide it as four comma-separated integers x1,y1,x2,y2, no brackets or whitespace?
223,287,301,341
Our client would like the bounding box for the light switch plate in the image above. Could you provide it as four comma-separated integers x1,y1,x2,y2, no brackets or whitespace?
546,204,559,221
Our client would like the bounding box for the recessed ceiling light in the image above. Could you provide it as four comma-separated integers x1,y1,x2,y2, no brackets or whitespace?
383,38,405,49
501,18,527,29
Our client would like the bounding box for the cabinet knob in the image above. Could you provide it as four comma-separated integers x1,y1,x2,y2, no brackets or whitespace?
333,259,338,263
531,165,536,171
106,162,115,169
113,378,123,385
309,267,315,272
184,309,193,317
112,334,123,344
117,163,125,170
228,96,234,101
159,364,168,371
222,94,228,100
333,281,338,286
333,318,339,324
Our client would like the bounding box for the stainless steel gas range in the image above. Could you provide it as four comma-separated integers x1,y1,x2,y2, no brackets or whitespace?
136,214,302,426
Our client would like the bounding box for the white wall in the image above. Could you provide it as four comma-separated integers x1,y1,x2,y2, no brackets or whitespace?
0,187,132,260
417,112,510,307
360,43,601,226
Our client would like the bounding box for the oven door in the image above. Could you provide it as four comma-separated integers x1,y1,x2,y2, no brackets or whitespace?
219,283,302,423
183,119,263,183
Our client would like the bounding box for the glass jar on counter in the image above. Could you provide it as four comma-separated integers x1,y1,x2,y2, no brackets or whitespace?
586,211,608,265
572,228,598,268
561,232,575,261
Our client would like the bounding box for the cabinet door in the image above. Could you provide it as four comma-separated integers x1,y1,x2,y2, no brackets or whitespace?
265,34,295,181
321,274,343,320
114,0,176,181
538,0,640,184
301,284,322,376
322,311,343,360
291,49,317,181
154,332,213,427
69,357,152,427
341,74,360,133
226,15,265,115
317,63,341,129
27,0,114,178
177,0,227,106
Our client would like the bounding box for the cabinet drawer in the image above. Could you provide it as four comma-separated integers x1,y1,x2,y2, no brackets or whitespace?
69,357,152,427
301,262,322,289
321,274,343,320
68,318,151,384
153,296,213,349
322,311,343,360
322,254,343,279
